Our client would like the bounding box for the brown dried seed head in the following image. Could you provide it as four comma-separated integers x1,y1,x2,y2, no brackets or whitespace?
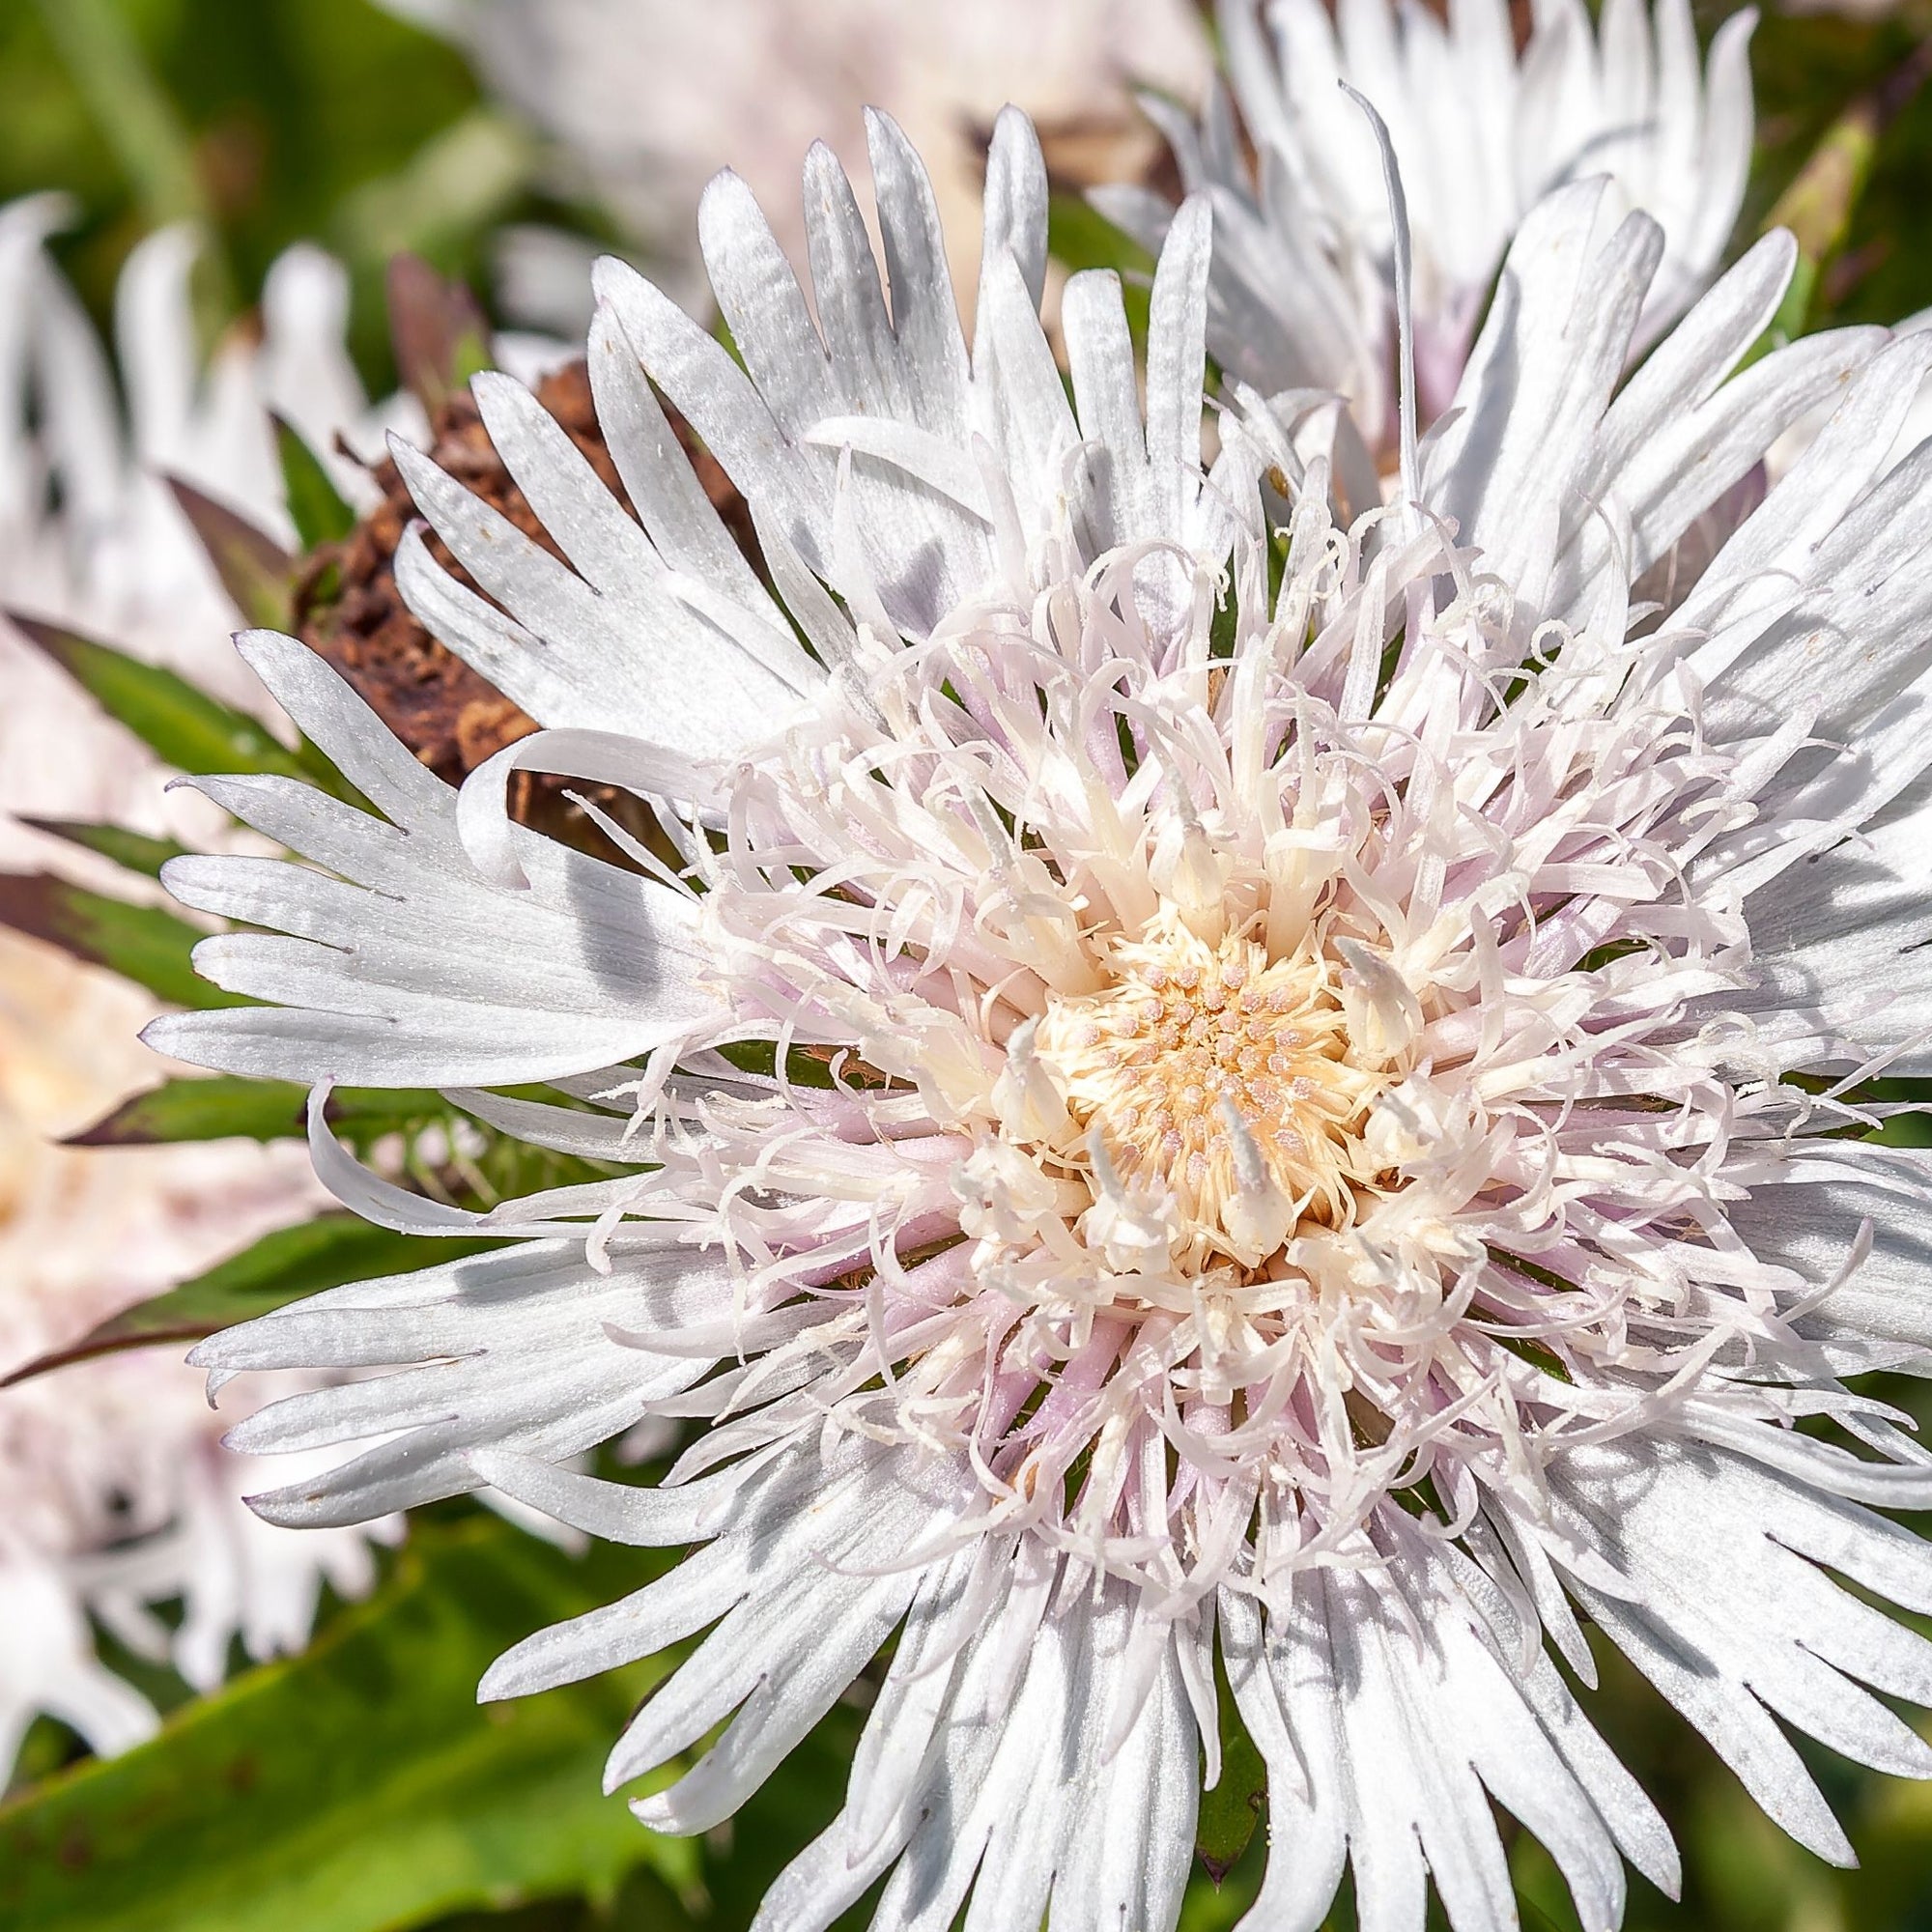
295,358,757,868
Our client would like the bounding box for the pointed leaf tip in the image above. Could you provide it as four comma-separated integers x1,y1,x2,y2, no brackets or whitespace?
386,252,496,415
273,414,357,552
0,871,245,1010
6,610,363,802
165,477,298,632
18,819,188,880
1,1213,506,1387
64,1073,309,1148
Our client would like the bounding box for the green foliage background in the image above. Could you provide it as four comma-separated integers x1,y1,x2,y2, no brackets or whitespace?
5,1,1932,1929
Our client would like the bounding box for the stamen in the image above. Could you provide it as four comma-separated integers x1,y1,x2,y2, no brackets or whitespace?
1081,1127,1179,1275
1217,1096,1297,1264
991,1013,1072,1144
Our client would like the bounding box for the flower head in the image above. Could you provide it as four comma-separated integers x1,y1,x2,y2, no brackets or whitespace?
163,110,1932,1931
1097,0,1756,455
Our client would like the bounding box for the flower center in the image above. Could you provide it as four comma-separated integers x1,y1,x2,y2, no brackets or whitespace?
1031,919,1381,1267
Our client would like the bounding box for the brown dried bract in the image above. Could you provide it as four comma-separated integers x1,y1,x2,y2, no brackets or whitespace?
296,358,755,863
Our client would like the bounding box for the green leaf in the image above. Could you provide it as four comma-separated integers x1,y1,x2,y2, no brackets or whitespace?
17,819,188,880
1048,190,1154,342
66,1077,458,1150
321,1085,488,1143
0,1213,504,1386
11,612,364,806
1194,1747,1267,1887
9,614,311,783
274,415,357,551
0,1519,701,1932
383,251,497,416
1745,91,1882,365
0,872,243,1009
1195,1648,1267,1884
165,477,298,633
1048,187,1155,279
65,1077,619,1233
66,1074,310,1147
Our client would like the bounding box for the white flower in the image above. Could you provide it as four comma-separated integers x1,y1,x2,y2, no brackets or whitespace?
383,0,1210,326
162,112,1932,1930
0,206,403,1773
1097,0,1755,458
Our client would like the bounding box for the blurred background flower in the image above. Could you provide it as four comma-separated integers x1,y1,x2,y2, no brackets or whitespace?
378,0,1213,327
3,3,1932,1931
0,194,412,1785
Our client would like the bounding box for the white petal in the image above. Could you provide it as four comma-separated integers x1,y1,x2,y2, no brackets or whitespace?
147,641,726,1088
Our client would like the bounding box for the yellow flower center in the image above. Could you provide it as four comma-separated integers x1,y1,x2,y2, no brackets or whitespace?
1032,918,1381,1266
